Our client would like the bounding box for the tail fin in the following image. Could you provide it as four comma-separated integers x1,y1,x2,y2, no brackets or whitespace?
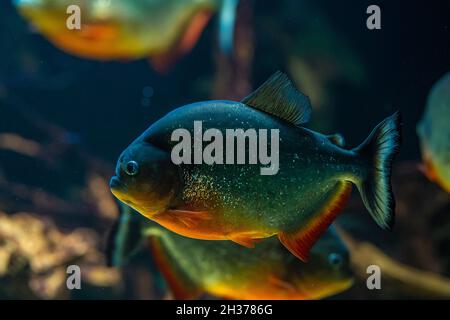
352,111,402,230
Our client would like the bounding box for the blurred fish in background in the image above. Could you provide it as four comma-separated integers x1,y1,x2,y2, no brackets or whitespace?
417,72,450,193
13,0,239,72
108,207,353,300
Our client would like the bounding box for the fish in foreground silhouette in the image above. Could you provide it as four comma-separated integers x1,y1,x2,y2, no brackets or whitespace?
417,72,450,193
110,71,401,261
14,0,238,71
107,208,353,300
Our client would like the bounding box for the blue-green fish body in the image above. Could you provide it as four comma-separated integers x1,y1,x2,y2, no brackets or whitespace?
110,72,401,261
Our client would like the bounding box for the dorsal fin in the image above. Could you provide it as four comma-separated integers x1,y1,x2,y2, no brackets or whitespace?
241,71,312,125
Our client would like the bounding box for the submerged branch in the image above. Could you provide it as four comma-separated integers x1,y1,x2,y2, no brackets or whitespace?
339,229,450,299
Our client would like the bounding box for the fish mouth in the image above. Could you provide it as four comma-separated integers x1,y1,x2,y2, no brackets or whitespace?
109,176,142,210
314,278,354,299
298,276,354,300
110,176,134,206
110,176,126,193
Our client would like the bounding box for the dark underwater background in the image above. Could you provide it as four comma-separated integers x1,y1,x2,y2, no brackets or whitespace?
0,0,449,299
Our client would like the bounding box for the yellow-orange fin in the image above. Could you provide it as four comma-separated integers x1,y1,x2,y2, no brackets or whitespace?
164,209,212,228
422,153,439,182
150,10,212,73
80,23,119,41
177,10,212,56
228,236,262,248
279,181,352,262
267,275,297,294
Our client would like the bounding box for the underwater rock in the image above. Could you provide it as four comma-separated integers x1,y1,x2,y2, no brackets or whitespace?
0,212,120,299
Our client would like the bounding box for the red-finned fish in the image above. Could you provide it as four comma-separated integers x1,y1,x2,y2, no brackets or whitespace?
417,72,450,193
14,0,238,71
107,208,354,300
110,71,401,261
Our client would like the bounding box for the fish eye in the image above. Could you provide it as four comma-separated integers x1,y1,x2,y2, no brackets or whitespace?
328,253,343,267
125,160,139,176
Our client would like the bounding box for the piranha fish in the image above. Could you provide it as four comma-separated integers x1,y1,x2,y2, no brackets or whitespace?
14,0,238,71
417,72,450,193
110,71,401,261
107,207,354,300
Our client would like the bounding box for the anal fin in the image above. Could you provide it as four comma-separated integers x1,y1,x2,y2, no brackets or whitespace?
228,235,262,248
279,181,352,262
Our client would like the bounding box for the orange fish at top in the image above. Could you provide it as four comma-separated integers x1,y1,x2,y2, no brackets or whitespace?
14,0,239,71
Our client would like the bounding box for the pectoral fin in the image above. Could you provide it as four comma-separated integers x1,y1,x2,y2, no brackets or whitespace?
81,23,119,41
267,275,297,293
163,209,212,228
279,181,352,262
